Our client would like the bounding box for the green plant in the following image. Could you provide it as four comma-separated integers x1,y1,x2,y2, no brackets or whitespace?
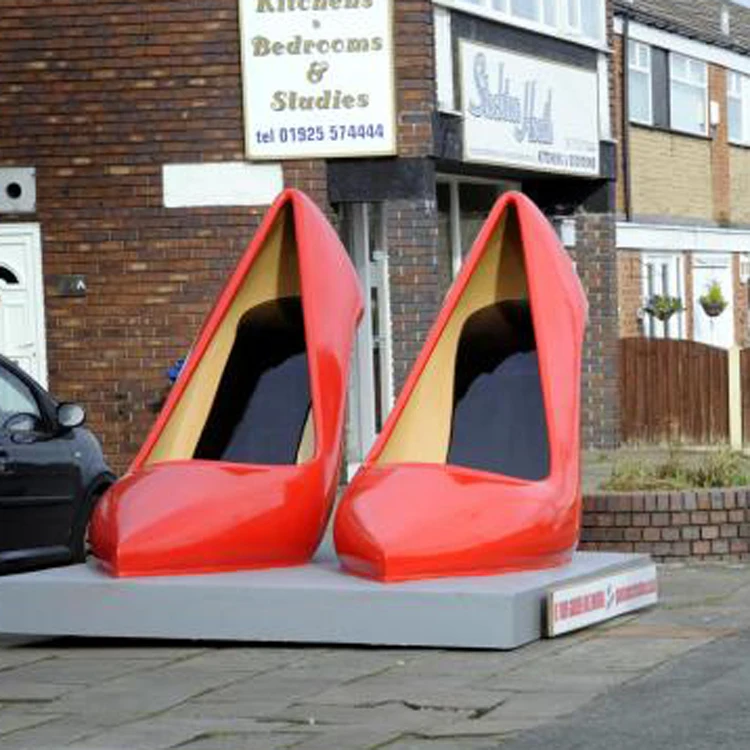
601,449,750,492
687,450,750,488
699,280,728,315
643,294,684,322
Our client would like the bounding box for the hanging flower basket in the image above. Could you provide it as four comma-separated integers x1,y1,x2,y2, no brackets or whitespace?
700,300,727,317
643,294,684,322
699,281,727,318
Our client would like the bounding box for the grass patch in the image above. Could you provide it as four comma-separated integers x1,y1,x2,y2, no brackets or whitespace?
602,449,750,492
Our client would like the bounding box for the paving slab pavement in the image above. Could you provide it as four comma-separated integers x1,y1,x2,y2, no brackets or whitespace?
0,561,749,749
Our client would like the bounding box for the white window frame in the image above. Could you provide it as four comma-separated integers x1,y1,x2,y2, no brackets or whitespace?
432,0,607,49
669,52,708,136
641,252,685,341
628,40,653,126
344,203,394,476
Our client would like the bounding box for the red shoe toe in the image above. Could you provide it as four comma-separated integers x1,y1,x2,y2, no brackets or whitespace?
90,461,326,576
334,464,579,582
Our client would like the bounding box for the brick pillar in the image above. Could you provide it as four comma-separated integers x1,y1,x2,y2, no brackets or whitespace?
710,65,731,225
387,195,441,391
617,251,642,337
572,212,620,448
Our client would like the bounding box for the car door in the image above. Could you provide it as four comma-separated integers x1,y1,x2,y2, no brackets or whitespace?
0,363,78,567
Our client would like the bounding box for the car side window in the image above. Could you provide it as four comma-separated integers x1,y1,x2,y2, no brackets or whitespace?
0,366,41,429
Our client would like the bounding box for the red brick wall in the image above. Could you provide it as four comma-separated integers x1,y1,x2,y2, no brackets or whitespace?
581,489,750,560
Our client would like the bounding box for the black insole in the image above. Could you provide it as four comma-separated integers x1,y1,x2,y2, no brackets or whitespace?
447,300,550,481
193,297,312,465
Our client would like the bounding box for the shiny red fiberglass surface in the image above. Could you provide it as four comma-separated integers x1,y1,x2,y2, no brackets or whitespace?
90,189,363,576
334,192,588,582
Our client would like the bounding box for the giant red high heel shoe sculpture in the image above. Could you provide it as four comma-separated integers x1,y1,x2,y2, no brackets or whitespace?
91,189,363,576
334,192,587,582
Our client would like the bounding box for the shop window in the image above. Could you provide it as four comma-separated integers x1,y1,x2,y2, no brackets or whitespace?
543,0,557,25
566,0,579,29
437,178,520,295
627,43,707,136
580,0,601,39
510,0,540,22
443,0,605,46
727,70,750,145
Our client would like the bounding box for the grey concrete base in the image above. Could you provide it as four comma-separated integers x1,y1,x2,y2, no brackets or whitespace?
0,549,653,649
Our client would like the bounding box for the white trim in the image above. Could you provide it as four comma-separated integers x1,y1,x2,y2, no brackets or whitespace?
449,180,461,277
371,207,394,417
616,17,750,79
618,222,750,253
434,0,608,51
350,204,377,462
162,162,283,208
598,53,611,139
434,7,457,114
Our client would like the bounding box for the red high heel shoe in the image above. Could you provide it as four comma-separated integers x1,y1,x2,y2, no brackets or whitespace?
91,189,363,576
334,192,587,582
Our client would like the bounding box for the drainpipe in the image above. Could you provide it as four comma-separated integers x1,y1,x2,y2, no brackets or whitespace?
621,14,633,222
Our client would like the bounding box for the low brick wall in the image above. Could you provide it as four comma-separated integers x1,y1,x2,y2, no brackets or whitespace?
580,489,750,560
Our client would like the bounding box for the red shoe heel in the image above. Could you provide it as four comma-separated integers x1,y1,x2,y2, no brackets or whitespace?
334,192,587,582
91,189,363,576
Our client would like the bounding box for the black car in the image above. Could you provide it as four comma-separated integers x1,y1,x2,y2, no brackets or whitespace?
0,354,114,575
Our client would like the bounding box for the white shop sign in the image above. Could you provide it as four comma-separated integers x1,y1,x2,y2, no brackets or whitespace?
460,40,600,176
547,563,658,637
239,0,396,160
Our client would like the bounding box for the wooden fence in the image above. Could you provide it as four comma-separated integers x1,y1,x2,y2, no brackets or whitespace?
620,338,729,444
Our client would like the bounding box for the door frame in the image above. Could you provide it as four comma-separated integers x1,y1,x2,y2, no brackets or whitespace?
0,223,48,387
344,203,394,477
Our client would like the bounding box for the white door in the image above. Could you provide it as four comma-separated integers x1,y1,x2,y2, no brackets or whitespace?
692,254,734,349
0,224,48,386
343,203,394,476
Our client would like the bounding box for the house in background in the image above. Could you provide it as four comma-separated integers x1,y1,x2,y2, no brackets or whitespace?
615,0,750,350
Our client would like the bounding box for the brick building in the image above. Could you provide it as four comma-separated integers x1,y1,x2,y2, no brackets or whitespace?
0,0,619,473
615,0,750,349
